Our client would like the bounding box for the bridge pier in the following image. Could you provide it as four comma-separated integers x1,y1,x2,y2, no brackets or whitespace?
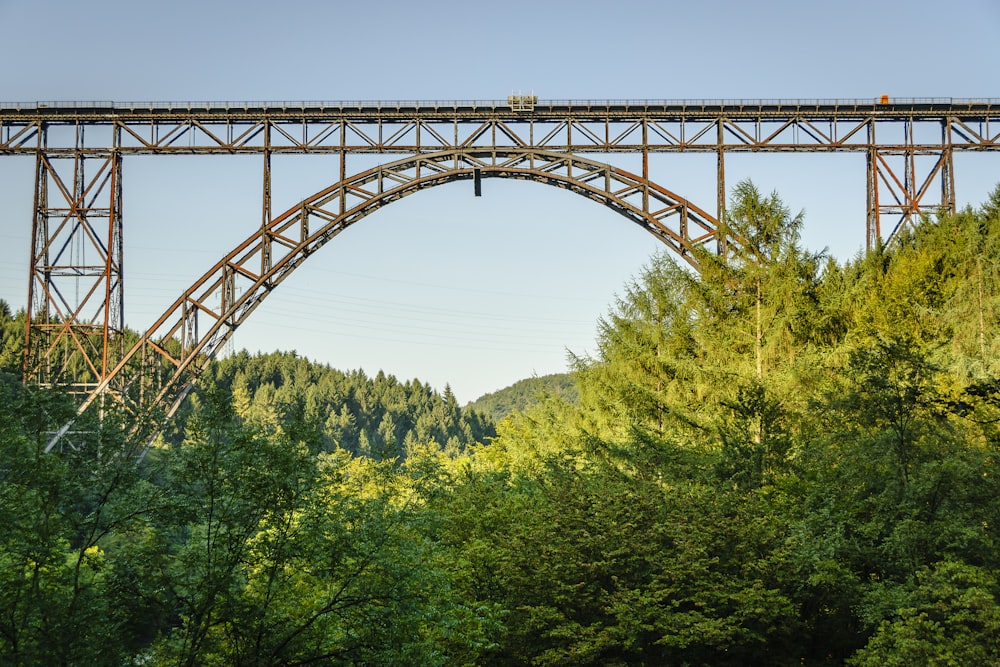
24,124,124,399
865,117,957,248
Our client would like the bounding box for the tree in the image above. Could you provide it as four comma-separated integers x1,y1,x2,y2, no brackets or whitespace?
694,181,825,486
0,301,23,375
698,179,817,382
573,251,700,443
144,388,499,665
0,381,163,665
434,435,806,666
177,350,496,457
849,561,1000,666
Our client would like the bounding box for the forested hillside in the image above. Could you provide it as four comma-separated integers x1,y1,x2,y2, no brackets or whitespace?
466,372,577,422
167,350,495,458
2,180,1000,665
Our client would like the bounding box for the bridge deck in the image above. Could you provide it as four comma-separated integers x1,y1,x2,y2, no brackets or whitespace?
2,98,998,156
1,97,999,120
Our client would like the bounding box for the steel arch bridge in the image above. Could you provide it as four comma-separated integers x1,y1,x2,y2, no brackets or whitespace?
1,97,998,448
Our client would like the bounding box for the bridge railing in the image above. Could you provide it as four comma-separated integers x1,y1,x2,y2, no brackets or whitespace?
2,97,999,112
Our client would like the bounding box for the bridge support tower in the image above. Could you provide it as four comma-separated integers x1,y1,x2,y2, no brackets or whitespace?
865,118,956,248
24,125,124,401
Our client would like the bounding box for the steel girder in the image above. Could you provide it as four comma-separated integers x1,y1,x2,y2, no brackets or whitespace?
4,105,998,158
5,100,997,247
46,148,719,451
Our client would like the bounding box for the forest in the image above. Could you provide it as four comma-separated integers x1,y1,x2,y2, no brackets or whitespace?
2,180,1000,665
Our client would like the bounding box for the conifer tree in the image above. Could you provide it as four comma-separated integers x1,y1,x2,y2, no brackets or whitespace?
692,180,822,484
574,252,699,442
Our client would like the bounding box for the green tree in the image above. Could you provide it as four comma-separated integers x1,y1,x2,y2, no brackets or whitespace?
849,561,1000,666
0,300,24,375
574,252,699,443
145,388,499,665
0,381,162,665
435,426,807,666
698,179,817,382
145,388,314,664
696,181,824,486
179,350,495,458
575,181,823,486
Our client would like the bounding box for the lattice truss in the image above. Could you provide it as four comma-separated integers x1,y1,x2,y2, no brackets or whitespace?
54,148,717,448
6,105,996,247
26,138,123,397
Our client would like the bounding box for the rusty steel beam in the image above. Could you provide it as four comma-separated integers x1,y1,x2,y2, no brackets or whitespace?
2,100,998,155
2,98,997,448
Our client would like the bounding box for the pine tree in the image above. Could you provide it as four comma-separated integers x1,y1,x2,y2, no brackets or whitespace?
573,251,699,441
693,180,822,485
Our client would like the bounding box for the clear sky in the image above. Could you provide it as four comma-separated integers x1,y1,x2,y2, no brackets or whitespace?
1,0,998,403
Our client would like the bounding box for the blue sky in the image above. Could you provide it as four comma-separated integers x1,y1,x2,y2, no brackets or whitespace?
1,0,998,402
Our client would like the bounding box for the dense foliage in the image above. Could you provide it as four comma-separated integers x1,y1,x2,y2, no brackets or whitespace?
2,181,1000,665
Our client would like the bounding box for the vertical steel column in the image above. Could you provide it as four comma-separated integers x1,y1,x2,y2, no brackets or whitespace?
716,118,727,254
103,140,124,381
903,117,915,230
866,146,880,249
24,126,49,383
866,117,882,250
641,118,649,215
941,119,956,216
340,120,347,216
261,121,272,276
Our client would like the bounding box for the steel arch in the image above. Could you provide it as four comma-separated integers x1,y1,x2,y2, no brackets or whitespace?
48,148,720,450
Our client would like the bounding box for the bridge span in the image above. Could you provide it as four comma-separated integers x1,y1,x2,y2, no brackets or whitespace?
2,97,998,448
